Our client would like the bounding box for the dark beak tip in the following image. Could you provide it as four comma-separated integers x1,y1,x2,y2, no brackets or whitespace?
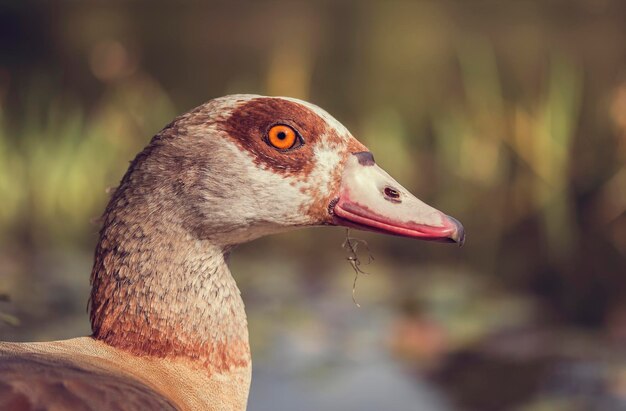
457,233,466,247
446,215,466,247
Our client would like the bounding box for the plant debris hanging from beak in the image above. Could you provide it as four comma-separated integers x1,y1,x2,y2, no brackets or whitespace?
342,228,374,308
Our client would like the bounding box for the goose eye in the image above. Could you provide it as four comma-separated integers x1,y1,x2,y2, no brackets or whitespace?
267,125,299,150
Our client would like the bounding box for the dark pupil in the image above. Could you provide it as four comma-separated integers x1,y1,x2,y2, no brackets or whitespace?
277,131,287,140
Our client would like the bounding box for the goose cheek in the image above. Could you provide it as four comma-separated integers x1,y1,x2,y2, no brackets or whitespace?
330,152,465,245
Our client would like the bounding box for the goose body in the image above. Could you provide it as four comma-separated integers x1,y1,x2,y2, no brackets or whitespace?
0,95,464,410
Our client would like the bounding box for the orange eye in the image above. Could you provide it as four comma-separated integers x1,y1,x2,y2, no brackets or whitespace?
267,125,298,150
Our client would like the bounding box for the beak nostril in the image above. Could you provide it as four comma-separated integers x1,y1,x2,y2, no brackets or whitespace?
383,186,401,203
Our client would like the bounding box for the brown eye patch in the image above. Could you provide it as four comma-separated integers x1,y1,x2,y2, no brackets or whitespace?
220,98,333,177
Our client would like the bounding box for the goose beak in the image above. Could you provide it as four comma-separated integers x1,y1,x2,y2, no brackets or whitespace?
331,152,465,245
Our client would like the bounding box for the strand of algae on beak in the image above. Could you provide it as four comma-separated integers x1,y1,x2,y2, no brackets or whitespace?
342,229,374,308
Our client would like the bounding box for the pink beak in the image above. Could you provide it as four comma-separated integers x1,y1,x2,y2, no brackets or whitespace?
331,152,465,245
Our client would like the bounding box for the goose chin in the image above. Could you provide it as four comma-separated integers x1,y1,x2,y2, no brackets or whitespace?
330,152,465,246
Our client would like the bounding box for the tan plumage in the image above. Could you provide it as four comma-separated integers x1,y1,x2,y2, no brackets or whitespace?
0,338,248,410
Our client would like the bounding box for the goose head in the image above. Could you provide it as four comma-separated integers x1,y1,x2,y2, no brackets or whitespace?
85,94,464,410
142,94,464,247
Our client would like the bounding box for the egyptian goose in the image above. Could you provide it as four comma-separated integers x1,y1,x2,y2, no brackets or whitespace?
0,95,464,411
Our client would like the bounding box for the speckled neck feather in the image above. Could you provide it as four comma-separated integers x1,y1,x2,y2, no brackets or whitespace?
90,229,249,373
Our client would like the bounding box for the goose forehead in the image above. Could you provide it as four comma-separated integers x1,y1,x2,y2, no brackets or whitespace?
277,96,351,138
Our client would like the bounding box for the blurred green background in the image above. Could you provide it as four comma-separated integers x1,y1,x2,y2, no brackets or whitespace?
1,1,625,410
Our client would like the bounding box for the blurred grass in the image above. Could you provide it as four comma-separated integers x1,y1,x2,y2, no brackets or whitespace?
0,74,175,246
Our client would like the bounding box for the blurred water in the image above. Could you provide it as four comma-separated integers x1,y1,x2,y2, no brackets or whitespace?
248,299,454,411
317,365,449,411
251,356,452,411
